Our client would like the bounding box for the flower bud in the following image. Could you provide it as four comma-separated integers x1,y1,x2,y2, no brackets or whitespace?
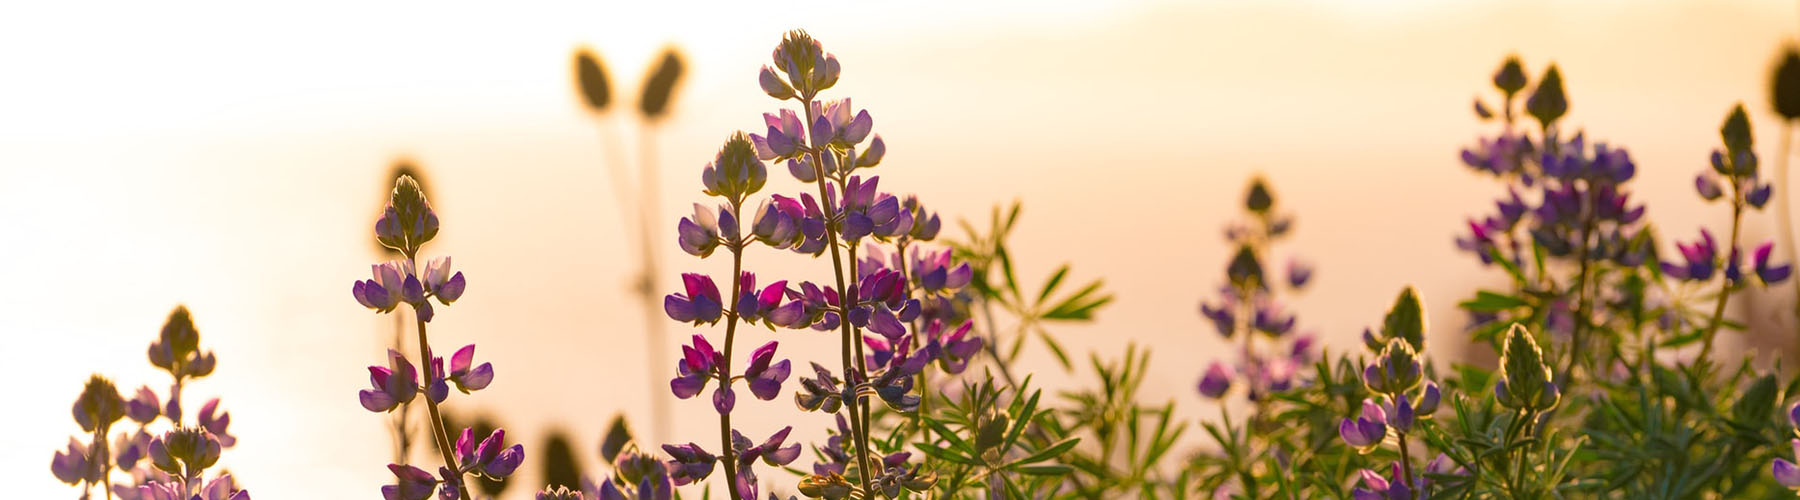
701,132,768,201
73,375,126,432
1493,56,1527,96
1775,48,1800,120
1363,338,1422,395
1526,65,1567,128
759,65,795,100
1495,323,1559,411
1226,246,1262,287
1721,103,1754,156
1244,178,1274,213
574,48,612,113
1381,286,1426,352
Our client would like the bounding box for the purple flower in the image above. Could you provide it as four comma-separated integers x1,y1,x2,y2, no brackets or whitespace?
734,274,788,323
457,428,525,478
1661,229,1719,281
127,385,161,424
1696,173,1724,200
1200,300,1235,338
925,320,982,374
382,464,437,500
1755,241,1792,284
1778,439,1800,487
750,199,802,249
1198,361,1231,399
750,109,806,161
443,344,494,393
353,260,409,313
726,427,802,500
1251,299,1296,337
809,98,874,148
742,341,792,401
758,66,795,100
360,349,419,413
670,335,721,401
1339,399,1388,452
421,257,466,305
114,429,152,469
795,362,845,413
664,274,724,324
50,437,95,485
910,248,972,294
661,443,718,486
1749,182,1774,209
1286,258,1312,289
676,204,728,258
197,398,236,447
838,176,912,241
1351,463,1413,500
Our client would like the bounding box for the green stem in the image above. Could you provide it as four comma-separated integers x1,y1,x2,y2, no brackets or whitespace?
1697,187,1745,362
1561,185,1597,387
1397,431,1417,500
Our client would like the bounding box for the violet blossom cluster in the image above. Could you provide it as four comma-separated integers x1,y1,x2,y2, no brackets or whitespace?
1337,290,1463,500
51,306,250,500
351,176,521,500
656,30,964,500
1197,178,1316,402
1665,106,1791,288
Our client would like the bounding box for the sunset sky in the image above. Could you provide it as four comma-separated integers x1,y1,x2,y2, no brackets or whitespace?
5,1,1799,497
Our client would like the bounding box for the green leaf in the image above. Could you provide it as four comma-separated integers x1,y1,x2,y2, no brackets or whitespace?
1382,286,1426,351
1459,290,1528,313
914,442,981,466
1014,464,1073,476
1007,436,1080,466
1039,328,1073,370
1037,265,1070,304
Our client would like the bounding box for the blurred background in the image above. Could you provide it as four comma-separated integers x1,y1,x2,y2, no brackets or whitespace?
5,0,1799,496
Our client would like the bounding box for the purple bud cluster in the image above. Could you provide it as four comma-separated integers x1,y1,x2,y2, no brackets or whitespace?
52,307,251,499
1196,179,1316,402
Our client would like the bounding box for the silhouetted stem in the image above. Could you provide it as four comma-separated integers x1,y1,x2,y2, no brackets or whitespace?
801,98,878,495
718,234,745,500
413,314,470,500
639,125,671,446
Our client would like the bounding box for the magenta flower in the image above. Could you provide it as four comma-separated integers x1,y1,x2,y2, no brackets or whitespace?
446,344,495,393
734,273,788,323
839,176,912,241
664,273,724,325
670,334,721,401
359,349,419,413
452,427,525,479
742,341,792,401
1338,399,1388,452
1661,229,1719,281
1198,361,1231,399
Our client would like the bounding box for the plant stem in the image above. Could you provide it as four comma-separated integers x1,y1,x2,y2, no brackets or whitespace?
1561,184,1597,388
846,234,874,483
801,99,878,495
718,231,746,500
895,240,932,443
412,313,470,500
1698,187,1746,362
1397,431,1417,500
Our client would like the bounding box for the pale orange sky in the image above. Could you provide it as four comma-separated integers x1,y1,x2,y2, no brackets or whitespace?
4,1,1799,497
